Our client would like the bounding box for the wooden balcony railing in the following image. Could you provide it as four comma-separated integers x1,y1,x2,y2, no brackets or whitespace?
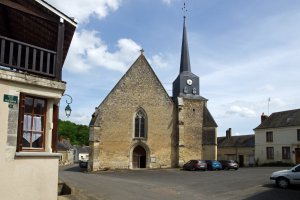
0,36,57,78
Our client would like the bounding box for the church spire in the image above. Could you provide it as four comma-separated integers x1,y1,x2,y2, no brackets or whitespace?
180,18,191,72
172,0,200,98
180,5,191,72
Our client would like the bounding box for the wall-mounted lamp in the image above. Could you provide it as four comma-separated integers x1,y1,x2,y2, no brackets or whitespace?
63,94,73,117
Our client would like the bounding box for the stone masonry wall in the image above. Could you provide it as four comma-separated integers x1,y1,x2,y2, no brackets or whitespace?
178,98,204,165
202,127,217,160
89,55,178,170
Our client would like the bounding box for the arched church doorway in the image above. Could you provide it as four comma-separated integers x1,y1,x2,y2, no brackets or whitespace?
132,145,146,168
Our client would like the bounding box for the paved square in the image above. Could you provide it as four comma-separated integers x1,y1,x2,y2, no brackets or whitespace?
59,166,300,200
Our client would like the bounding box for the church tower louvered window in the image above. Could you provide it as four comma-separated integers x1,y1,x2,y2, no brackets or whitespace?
134,109,147,138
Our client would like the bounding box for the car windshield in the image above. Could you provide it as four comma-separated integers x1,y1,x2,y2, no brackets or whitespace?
292,164,300,171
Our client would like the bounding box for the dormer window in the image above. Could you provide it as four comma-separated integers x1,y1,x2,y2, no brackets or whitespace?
134,109,147,138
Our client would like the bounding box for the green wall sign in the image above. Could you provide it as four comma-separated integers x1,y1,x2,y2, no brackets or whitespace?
3,94,18,104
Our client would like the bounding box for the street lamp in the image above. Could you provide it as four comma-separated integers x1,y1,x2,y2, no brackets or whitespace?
63,94,73,117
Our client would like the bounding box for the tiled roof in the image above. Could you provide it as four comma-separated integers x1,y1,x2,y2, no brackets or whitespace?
57,141,70,151
217,135,255,148
57,139,72,151
254,109,300,130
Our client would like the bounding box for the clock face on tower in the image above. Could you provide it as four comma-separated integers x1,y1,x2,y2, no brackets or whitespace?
186,79,193,86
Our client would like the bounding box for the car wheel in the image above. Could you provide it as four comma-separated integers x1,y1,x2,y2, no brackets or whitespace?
276,177,289,189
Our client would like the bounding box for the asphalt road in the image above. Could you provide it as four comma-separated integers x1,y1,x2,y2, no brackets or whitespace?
59,165,300,200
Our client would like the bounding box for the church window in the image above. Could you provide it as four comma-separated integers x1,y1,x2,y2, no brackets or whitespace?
134,109,147,138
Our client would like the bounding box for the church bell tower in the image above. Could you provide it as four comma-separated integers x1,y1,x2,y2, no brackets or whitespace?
173,7,217,166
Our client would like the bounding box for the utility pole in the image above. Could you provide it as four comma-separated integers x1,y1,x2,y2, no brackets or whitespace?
268,97,271,115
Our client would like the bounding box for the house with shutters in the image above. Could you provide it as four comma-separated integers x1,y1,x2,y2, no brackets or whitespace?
254,109,300,165
89,16,218,171
0,0,76,199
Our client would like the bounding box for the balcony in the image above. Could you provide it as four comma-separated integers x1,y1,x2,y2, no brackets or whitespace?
0,36,56,78
0,0,77,81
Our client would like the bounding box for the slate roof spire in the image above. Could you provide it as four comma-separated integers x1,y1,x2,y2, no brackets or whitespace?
172,1,201,98
180,16,191,73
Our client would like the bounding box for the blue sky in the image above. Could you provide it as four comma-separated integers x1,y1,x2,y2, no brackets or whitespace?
47,0,300,136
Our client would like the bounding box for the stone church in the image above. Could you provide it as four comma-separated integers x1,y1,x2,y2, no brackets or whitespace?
89,18,217,171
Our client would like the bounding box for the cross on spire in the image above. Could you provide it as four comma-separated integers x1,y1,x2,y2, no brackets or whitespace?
182,0,188,19
140,48,144,55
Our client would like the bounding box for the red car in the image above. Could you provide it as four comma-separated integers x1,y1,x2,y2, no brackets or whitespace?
183,160,207,171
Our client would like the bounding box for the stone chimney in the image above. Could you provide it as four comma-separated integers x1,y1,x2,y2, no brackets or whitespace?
226,128,232,138
261,113,268,123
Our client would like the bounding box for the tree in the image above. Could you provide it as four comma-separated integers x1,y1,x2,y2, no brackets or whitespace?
58,120,89,145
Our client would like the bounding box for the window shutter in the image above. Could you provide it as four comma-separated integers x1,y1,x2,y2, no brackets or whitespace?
17,93,26,152
52,104,59,152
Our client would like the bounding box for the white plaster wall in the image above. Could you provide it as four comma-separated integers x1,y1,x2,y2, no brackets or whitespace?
0,70,65,200
0,158,59,200
255,126,300,164
0,79,9,152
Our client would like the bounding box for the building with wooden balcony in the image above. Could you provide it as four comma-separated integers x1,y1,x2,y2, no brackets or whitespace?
0,1,76,199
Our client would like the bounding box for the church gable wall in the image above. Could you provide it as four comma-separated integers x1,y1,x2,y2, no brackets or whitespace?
90,56,177,170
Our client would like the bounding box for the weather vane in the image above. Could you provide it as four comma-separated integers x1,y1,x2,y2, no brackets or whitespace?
182,0,188,19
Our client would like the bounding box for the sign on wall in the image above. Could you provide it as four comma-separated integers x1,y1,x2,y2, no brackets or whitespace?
3,94,18,104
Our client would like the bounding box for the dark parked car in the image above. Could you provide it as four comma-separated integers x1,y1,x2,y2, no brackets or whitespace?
183,160,207,171
205,160,222,170
219,160,239,170
79,160,88,168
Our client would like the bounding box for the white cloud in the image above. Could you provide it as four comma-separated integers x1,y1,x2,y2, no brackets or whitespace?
64,29,141,73
46,0,122,23
60,110,91,125
234,132,241,136
226,105,256,118
258,84,275,92
151,53,168,68
269,98,287,107
162,0,172,5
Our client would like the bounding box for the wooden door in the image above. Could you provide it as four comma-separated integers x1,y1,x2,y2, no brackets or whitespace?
239,155,244,167
132,146,146,168
295,148,300,164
